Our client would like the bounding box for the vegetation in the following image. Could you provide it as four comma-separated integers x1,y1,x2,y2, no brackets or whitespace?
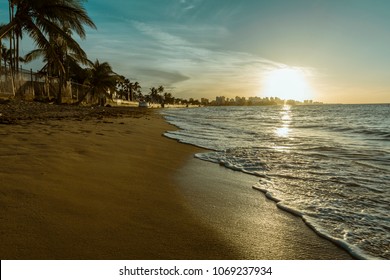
0,0,96,102
0,0,182,106
83,60,118,106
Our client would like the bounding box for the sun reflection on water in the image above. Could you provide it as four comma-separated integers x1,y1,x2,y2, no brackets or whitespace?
275,105,292,138
276,126,289,137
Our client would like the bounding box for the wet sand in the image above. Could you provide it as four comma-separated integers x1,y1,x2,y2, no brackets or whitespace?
176,158,353,259
0,102,352,259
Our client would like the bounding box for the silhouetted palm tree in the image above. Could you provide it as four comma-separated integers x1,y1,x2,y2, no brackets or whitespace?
149,87,159,103
0,0,96,100
128,81,134,101
116,77,141,101
85,60,119,106
1,0,95,53
164,92,173,104
1,45,11,75
157,85,165,104
116,76,128,100
0,23,13,77
23,30,91,101
133,82,141,100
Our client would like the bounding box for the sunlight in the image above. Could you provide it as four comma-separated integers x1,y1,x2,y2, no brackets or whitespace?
276,126,290,138
275,105,292,138
262,67,313,101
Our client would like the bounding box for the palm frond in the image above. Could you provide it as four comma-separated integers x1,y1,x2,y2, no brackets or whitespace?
23,48,46,62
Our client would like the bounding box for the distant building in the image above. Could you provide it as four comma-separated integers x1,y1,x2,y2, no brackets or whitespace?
248,96,262,105
215,96,226,105
235,96,246,106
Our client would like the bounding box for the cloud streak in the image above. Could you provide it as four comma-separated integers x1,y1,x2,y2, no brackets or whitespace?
130,20,289,98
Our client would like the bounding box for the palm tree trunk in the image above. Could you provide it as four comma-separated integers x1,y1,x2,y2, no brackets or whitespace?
0,40,2,74
16,34,19,72
8,1,15,96
8,37,15,96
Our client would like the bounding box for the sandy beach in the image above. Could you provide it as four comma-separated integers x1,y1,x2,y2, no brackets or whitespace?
0,101,352,259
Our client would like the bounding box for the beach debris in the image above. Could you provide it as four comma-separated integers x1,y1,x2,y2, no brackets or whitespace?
0,100,150,125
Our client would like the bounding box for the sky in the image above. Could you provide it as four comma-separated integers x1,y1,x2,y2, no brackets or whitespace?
2,0,390,103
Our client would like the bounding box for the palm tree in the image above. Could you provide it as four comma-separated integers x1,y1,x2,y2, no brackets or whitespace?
127,81,142,101
0,23,14,82
157,85,165,104
164,92,173,104
128,81,134,101
157,85,164,95
133,82,141,101
1,45,11,75
0,0,96,101
116,77,137,101
115,76,127,100
23,30,91,101
0,0,96,57
84,60,119,106
149,87,158,103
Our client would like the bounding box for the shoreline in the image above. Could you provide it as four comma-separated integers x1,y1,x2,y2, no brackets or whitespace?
0,102,353,259
175,156,353,259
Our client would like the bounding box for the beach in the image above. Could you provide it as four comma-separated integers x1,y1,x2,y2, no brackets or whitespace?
0,102,352,259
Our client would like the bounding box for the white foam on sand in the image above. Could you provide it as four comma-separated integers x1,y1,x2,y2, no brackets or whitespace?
174,157,354,260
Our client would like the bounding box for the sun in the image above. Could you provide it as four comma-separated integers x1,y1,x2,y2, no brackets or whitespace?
262,67,313,101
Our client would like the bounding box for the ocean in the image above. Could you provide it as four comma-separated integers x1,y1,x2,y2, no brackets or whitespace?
162,104,390,260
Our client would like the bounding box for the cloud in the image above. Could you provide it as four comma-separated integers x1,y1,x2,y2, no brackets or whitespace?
180,0,202,8
133,21,189,47
169,0,205,19
131,21,289,98
183,5,195,11
83,18,310,99
136,68,190,84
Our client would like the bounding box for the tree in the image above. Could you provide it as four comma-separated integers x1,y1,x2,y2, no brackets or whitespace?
84,60,119,106
157,85,164,94
116,76,131,100
116,77,142,101
0,0,96,101
149,87,158,103
0,22,14,91
0,0,96,56
133,82,141,101
1,45,12,75
116,76,127,100
128,81,134,101
23,30,91,101
164,92,173,104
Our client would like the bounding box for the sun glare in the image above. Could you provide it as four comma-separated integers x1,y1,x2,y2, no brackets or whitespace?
262,68,313,102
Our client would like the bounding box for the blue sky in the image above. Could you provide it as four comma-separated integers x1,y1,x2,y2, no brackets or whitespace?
2,0,390,103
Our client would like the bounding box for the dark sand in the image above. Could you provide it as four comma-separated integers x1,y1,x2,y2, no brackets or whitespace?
0,101,353,259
